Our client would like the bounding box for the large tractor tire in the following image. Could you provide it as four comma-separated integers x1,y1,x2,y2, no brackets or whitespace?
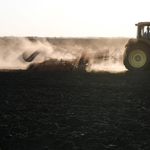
123,44,150,71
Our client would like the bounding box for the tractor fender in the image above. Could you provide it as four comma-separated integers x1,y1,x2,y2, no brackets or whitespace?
125,38,150,49
125,38,138,48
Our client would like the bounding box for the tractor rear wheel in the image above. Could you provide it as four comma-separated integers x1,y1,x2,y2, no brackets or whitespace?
123,44,150,71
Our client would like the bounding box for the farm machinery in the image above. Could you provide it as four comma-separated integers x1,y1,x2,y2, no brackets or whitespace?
123,22,150,71
23,44,122,71
25,22,150,71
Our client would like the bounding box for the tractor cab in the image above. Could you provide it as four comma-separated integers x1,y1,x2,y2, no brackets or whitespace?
136,22,150,39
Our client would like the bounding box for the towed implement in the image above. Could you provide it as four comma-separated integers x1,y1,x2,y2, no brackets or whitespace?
23,44,122,71
27,59,74,70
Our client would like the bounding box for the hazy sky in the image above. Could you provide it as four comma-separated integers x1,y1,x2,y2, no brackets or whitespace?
0,0,149,37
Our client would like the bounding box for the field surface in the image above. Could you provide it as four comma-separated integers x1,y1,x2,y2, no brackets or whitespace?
0,70,150,150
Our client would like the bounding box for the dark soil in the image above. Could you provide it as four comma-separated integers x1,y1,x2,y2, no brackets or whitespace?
0,70,150,150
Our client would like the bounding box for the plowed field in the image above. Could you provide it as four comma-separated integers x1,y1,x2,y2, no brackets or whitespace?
0,70,150,150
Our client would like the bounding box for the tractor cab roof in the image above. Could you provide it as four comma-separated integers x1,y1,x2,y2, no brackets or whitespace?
135,22,150,26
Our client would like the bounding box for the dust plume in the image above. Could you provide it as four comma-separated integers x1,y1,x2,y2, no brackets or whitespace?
47,37,128,73
0,37,129,72
75,38,128,73
0,37,54,69
86,58,127,73
86,48,127,73
0,37,76,70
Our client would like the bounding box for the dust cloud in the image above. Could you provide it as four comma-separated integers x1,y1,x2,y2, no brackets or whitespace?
0,37,53,69
86,59,127,73
86,48,127,73
0,37,128,72
47,37,128,73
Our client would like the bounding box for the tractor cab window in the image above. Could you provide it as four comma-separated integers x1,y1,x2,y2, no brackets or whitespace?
141,25,150,38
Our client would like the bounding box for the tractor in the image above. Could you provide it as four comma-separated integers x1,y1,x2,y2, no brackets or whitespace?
123,22,150,71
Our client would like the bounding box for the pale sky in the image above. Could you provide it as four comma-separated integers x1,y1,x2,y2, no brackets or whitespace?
0,0,149,37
